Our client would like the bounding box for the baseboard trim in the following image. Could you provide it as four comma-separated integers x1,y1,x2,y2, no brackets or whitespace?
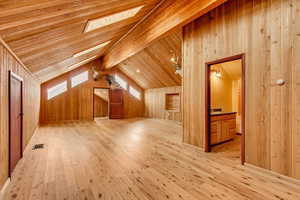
244,163,300,185
0,178,10,200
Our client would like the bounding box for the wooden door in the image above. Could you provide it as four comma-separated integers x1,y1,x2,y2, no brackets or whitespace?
109,89,124,119
9,71,23,176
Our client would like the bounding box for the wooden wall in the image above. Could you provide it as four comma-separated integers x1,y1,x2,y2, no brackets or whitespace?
115,71,145,118
182,0,300,178
118,30,182,89
145,86,182,121
40,61,144,124
0,39,40,189
93,95,108,118
210,66,233,113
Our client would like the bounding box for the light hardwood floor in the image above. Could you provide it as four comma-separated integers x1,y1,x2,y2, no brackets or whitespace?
3,118,300,200
211,135,241,162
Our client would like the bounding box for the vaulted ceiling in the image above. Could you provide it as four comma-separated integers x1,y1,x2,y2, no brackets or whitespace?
0,0,161,82
118,30,182,89
0,0,225,87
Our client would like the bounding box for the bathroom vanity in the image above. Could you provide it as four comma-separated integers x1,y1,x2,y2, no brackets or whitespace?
210,112,237,145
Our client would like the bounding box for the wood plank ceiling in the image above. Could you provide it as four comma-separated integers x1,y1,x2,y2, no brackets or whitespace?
117,30,182,89
0,0,161,82
102,0,226,69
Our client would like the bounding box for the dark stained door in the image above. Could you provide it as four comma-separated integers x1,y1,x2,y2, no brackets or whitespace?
9,72,23,176
109,89,124,119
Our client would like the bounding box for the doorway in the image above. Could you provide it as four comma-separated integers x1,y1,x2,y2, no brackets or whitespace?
93,88,110,120
9,71,23,176
205,54,245,164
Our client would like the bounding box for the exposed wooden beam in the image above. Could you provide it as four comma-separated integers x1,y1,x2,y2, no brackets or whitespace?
103,0,227,69
0,0,161,80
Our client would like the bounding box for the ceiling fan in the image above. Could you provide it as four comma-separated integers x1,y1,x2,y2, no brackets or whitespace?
92,64,120,88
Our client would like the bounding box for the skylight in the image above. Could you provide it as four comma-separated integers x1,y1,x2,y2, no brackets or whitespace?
115,75,128,90
129,86,141,100
71,71,89,88
84,6,144,32
73,41,110,58
47,81,67,100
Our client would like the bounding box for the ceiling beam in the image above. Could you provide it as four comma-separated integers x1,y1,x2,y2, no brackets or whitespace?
103,0,227,69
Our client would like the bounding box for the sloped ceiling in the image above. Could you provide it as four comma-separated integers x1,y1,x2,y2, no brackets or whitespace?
221,59,242,80
94,89,109,102
0,0,161,82
117,30,182,89
212,59,242,80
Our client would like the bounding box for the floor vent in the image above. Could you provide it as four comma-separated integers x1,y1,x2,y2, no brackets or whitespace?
32,144,44,150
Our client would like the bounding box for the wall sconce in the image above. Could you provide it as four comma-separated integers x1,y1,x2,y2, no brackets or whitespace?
211,69,222,78
215,71,222,78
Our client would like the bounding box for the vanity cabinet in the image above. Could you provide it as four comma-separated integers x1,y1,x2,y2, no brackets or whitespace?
210,113,236,145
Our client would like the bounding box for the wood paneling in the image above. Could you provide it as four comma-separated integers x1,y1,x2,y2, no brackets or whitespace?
210,65,234,113
118,30,182,89
93,95,108,118
0,0,161,80
0,40,40,189
182,0,300,178
116,72,145,118
40,61,144,124
103,0,226,69
3,119,300,199
145,86,181,121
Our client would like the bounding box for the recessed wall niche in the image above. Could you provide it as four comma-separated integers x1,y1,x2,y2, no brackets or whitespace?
165,93,180,111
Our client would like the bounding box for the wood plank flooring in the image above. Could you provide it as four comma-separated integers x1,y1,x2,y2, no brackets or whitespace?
211,135,241,161
3,118,300,200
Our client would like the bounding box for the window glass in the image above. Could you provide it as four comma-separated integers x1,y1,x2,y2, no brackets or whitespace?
71,71,89,88
115,75,128,90
129,86,141,100
47,81,67,100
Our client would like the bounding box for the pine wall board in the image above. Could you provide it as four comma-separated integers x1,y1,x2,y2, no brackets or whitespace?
145,86,182,122
0,40,40,189
40,61,144,124
94,95,109,118
182,0,300,178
